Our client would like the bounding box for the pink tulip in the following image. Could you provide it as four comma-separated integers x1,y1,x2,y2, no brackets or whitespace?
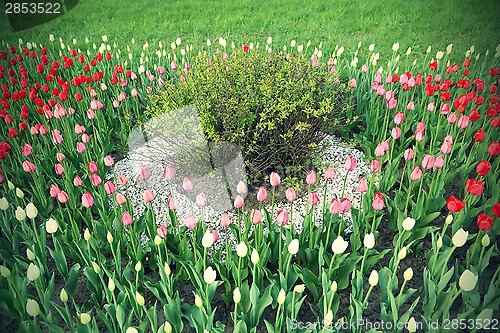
344,156,356,171
57,191,68,204
220,213,231,227
91,174,102,186
387,98,398,109
113,100,120,108
234,195,244,209
404,148,414,160
441,141,452,154
104,155,114,167
50,184,60,197
22,144,32,157
116,193,127,205
168,197,178,210
285,187,296,202
143,189,154,203
407,101,415,110
257,186,268,202
236,181,247,194
131,88,138,97
82,192,94,208
117,175,128,186
440,103,450,115
170,60,177,70
22,160,36,173
156,224,167,237
308,192,320,205
76,142,86,154
56,152,65,162
434,74,442,82
447,112,457,124
251,209,263,225
434,155,445,169
54,163,65,175
377,84,385,96
122,212,133,226
183,176,193,191
52,129,63,144
82,134,90,143
457,115,470,129
357,178,368,193
86,108,95,119
416,122,426,132
427,102,435,111
371,159,381,173
73,176,83,187
212,230,219,243
372,192,385,210
341,198,351,212
270,172,281,186
422,155,435,170
330,199,343,214
140,164,151,180
411,166,423,180
374,144,385,157
415,130,425,142
306,170,317,185
362,64,368,73
393,112,405,125
104,181,116,194
158,66,165,74
88,161,98,173
400,73,408,85
185,215,197,229
276,210,289,225
196,192,207,206
164,165,175,180
374,71,382,83
381,140,390,152
349,78,357,89
324,166,335,179
391,127,401,139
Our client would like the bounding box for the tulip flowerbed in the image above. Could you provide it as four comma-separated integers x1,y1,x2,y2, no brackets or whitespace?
0,37,499,333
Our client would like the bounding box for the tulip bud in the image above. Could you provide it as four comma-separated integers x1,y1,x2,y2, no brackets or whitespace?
16,188,24,198
0,265,11,277
60,288,68,302
107,231,114,244
330,281,338,293
445,214,453,225
288,239,299,255
8,181,14,190
459,269,478,291
403,267,413,281
92,262,100,273
27,263,40,281
236,181,247,194
135,261,142,272
233,287,241,304
402,217,415,231
236,241,248,257
331,236,349,254
398,246,407,259
363,233,375,249
15,206,26,221
203,266,217,284
293,284,305,293
277,288,286,304
80,312,91,324
46,218,59,234
323,309,333,326
202,229,214,248
26,248,36,261
135,291,145,306
25,203,38,219
26,299,40,317
194,294,203,307
108,278,116,292
163,321,172,333
482,234,490,247
125,328,138,333
407,317,417,332
84,228,91,241
0,197,8,210
452,228,468,247
251,248,260,264
154,235,162,245
369,270,379,286
164,262,171,276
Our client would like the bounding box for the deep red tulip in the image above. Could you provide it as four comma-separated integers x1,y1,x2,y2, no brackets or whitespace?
473,129,485,142
492,203,500,218
488,142,500,156
446,195,466,212
465,178,484,196
477,213,493,231
476,160,491,176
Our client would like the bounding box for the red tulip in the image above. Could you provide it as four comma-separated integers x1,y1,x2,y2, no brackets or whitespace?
143,189,154,203
446,195,466,212
270,172,281,186
257,186,268,202
82,192,94,208
476,160,491,176
488,142,500,156
306,170,317,185
344,156,356,171
372,192,385,210
276,210,289,225
183,176,193,191
308,192,320,205
234,195,244,209
140,164,151,180
164,165,175,180
473,130,485,142
477,213,493,231
285,187,296,201
196,192,207,206
465,178,484,196
492,203,500,218
220,213,231,227
251,209,262,224
168,197,178,210
122,212,133,226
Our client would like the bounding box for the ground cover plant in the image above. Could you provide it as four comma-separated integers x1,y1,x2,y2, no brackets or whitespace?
0,32,498,332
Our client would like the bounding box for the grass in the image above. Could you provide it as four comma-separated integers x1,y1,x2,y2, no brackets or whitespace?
0,0,499,60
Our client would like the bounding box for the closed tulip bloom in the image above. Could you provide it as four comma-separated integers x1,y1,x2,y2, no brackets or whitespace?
482,234,491,247
357,178,368,192
196,192,207,206
22,160,36,173
26,299,40,317
473,129,485,142
168,197,178,210
27,263,40,281
57,191,69,203
459,270,477,291
391,127,401,139
372,192,385,210
457,115,470,129
104,155,114,167
492,203,500,218
331,236,349,254
270,172,281,186
402,217,416,230
288,239,299,255
404,148,414,160
82,134,90,143
257,186,268,202
323,309,334,326
403,267,413,281
476,160,491,176
236,241,248,257
341,198,351,212
49,185,60,198
306,170,317,185
82,192,94,208
452,228,468,247
116,193,127,205
0,197,9,210
371,159,381,172
398,246,407,259
251,248,260,264
374,144,385,157
276,210,289,225
204,266,217,284
143,189,154,203
285,187,296,201
344,156,356,171
441,141,452,154
393,112,405,124
277,289,286,305
411,166,423,180
324,165,335,179
157,224,167,237
233,287,241,304
103,181,115,194
488,142,500,156
135,292,145,307
15,206,26,221
122,211,133,226
369,270,379,286
433,155,445,169
220,213,231,227
88,161,98,173
330,199,343,215
422,155,435,169
447,112,457,124
25,203,38,219
251,209,263,224
185,214,196,229
76,142,86,154
202,229,214,248
52,129,63,144
477,213,493,231
194,294,202,307
90,173,102,186
233,195,244,209
364,233,375,249
183,176,193,191
140,164,151,180
465,178,484,196
236,181,247,194
164,165,174,180
117,175,128,185
308,192,320,205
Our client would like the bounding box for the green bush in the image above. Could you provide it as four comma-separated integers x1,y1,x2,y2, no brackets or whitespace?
147,49,350,186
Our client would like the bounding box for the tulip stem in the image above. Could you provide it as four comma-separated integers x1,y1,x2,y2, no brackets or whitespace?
359,248,368,274
370,213,377,233
439,246,456,279
362,285,374,307
403,181,414,216
279,226,283,270
289,201,294,237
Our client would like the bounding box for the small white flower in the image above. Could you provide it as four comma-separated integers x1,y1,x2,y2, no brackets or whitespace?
368,270,379,286
402,217,415,231
203,266,217,285
459,269,477,291
363,233,375,249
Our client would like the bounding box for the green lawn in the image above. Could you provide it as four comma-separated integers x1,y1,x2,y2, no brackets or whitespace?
1,0,500,60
